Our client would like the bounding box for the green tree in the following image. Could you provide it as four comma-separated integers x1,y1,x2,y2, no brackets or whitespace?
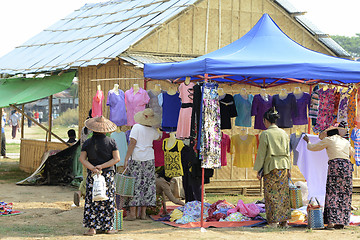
331,34,360,57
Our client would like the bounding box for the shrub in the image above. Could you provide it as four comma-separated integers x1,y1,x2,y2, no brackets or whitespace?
53,107,79,126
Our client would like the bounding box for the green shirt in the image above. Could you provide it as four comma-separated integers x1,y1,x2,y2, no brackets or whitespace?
253,125,290,175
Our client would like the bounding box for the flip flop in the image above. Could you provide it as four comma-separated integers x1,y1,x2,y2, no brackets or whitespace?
105,229,117,234
83,230,96,236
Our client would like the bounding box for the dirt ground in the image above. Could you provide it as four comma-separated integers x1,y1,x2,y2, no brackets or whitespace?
2,183,360,240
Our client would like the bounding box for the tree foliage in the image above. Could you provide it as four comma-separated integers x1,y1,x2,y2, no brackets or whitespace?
331,34,360,58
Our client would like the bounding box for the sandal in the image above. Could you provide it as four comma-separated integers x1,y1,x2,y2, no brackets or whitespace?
83,229,96,236
325,223,335,230
105,229,117,234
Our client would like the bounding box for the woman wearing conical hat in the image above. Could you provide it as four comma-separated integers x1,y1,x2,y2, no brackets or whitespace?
79,116,120,235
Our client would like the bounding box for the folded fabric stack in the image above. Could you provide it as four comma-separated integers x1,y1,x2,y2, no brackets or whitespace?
0,202,21,216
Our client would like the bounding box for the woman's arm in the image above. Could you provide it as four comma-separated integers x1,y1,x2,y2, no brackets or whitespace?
95,150,121,170
124,138,137,169
79,151,99,174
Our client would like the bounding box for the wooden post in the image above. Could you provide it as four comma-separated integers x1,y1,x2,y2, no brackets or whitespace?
48,95,53,141
21,104,25,139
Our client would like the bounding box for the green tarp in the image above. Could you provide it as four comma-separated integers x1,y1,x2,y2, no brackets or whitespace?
0,71,76,108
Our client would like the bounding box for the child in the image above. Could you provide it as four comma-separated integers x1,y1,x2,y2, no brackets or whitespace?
67,129,76,144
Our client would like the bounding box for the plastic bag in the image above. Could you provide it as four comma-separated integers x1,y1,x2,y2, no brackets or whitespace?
92,173,109,202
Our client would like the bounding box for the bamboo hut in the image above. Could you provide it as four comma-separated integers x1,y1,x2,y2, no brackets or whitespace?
0,0,356,192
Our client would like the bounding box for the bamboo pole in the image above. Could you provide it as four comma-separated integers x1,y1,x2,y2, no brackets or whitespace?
9,104,69,146
21,104,25,139
48,95,53,141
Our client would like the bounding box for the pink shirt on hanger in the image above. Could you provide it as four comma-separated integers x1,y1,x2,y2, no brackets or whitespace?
92,90,104,117
125,87,150,126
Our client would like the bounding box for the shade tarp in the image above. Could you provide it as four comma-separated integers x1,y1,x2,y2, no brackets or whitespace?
144,14,360,84
0,71,75,108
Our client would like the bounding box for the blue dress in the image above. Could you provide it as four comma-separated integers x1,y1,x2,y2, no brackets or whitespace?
159,92,181,132
106,90,127,126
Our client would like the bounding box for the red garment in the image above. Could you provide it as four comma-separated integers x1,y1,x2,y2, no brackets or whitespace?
153,132,170,167
220,133,230,166
34,112,39,119
92,90,104,117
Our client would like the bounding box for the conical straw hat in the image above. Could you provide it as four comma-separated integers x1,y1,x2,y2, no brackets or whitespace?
84,116,117,133
133,108,161,127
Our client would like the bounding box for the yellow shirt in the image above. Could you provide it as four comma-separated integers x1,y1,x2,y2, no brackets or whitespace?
231,134,257,168
253,125,290,175
307,135,354,160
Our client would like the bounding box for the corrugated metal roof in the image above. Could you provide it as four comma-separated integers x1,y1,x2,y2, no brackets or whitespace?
119,53,194,68
274,0,350,58
0,0,197,74
0,0,351,74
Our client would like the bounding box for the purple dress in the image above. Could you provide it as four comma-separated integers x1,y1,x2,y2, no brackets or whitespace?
106,90,127,126
292,92,311,125
251,94,273,130
272,94,297,128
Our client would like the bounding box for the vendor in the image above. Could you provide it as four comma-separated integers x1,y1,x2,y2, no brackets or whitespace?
303,125,354,229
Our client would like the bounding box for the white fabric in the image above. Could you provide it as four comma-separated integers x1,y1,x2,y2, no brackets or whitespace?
296,135,328,206
129,123,161,161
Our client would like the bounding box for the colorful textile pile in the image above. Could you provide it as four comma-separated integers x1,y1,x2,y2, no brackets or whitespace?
0,202,21,216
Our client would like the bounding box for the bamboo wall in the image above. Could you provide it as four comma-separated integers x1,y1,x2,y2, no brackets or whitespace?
19,139,68,173
130,0,335,57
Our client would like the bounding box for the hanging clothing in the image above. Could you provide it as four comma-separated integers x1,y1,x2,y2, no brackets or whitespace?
200,82,221,169
220,133,231,166
337,88,351,124
272,93,297,128
234,93,254,127
163,138,184,178
106,89,127,126
159,92,181,132
333,90,341,122
313,88,336,133
296,135,329,205
190,83,202,142
231,134,257,168
251,94,273,130
351,128,360,166
92,90,104,117
147,89,164,125
153,132,170,167
289,133,302,165
348,88,357,128
125,87,150,126
308,85,320,126
110,131,128,167
292,92,311,125
324,158,353,225
219,94,238,129
177,82,195,138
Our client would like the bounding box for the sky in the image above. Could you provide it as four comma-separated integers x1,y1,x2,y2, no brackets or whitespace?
0,0,359,57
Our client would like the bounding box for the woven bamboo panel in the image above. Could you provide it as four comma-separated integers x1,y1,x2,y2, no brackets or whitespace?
19,139,68,173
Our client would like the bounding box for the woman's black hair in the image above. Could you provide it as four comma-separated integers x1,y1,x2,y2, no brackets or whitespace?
327,129,339,137
263,107,280,124
84,109,92,135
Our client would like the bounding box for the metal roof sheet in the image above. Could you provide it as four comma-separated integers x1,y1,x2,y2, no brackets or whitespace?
0,0,350,74
0,0,197,74
120,53,194,68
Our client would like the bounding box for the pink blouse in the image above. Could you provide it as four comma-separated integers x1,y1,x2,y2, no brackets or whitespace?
125,87,150,126
92,90,104,117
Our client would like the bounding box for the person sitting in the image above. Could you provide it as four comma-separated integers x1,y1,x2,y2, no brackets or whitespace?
67,129,77,144
156,167,185,216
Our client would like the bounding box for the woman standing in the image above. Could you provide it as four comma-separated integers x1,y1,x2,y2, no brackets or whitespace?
79,116,120,236
124,108,162,220
253,108,291,228
304,126,354,229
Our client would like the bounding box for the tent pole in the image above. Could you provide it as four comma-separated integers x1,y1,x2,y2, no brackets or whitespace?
200,73,209,231
48,95,53,141
308,85,312,134
21,104,25,139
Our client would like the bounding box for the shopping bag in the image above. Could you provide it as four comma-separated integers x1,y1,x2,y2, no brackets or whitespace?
92,172,109,202
114,167,135,197
113,209,123,231
289,179,303,209
307,197,324,229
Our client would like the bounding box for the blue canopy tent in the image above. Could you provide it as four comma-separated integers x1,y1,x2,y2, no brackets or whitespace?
144,13,360,88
